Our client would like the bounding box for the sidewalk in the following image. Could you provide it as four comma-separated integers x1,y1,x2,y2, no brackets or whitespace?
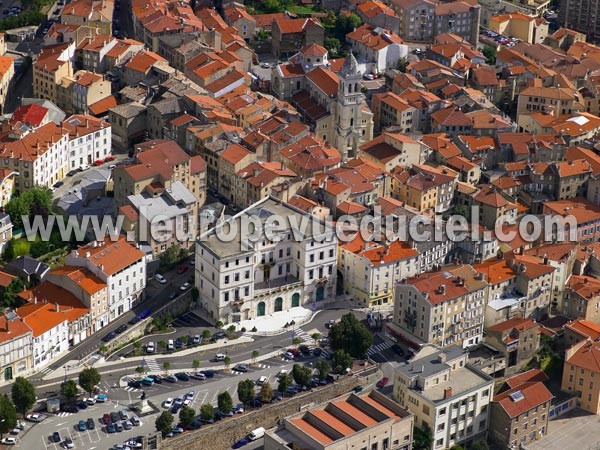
42,336,254,381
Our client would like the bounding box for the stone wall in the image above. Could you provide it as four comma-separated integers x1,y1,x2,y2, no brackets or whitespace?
161,375,370,450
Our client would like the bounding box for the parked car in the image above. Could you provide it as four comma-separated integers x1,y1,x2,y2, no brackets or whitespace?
163,398,173,409
233,364,248,372
1,437,16,445
107,423,116,433
119,410,129,421
63,438,75,449
96,393,108,403
130,416,141,426
146,342,155,353
62,405,78,413
391,344,404,356
115,421,123,432
52,432,61,443
175,372,189,381
177,265,188,274
86,418,95,430
201,370,215,378
103,413,112,424
78,420,87,431
180,282,191,291
192,335,201,345
165,375,177,383
128,379,142,389
149,375,162,384
102,332,116,342
115,324,128,334
123,420,132,430
154,273,167,284
79,164,90,171
191,372,206,380
104,155,115,162
141,377,154,386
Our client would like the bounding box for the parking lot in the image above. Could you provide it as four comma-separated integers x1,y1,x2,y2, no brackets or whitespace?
480,29,519,47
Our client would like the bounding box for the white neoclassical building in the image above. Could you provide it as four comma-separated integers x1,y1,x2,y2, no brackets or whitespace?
195,196,338,324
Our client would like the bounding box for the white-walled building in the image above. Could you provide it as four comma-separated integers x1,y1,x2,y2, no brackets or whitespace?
393,345,493,450
66,235,146,321
346,24,408,75
339,235,419,309
195,197,338,324
62,114,112,169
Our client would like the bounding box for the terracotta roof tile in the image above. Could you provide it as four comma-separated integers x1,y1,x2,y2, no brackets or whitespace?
72,235,145,277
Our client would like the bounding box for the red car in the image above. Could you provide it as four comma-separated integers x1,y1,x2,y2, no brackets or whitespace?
377,377,389,388
104,155,115,162
93,159,104,166
177,266,188,274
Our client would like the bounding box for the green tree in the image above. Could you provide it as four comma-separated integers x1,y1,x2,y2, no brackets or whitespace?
237,379,255,407
0,394,17,438
155,411,174,436
292,337,302,346
135,366,145,374
163,362,171,374
413,423,434,450
251,350,259,364
292,364,312,387
217,391,233,414
78,367,101,397
449,446,464,450
4,239,30,261
315,360,330,381
133,341,142,355
192,360,200,373
61,380,78,402
0,277,26,308
5,186,53,230
331,349,353,374
278,373,292,393
200,403,215,421
260,382,274,403
324,37,340,56
453,204,471,221
397,57,408,73
11,377,36,418
201,329,211,340
215,321,224,329
159,244,185,269
483,45,496,64
328,313,373,357
311,333,321,346
224,356,231,370
336,13,362,40
178,406,195,426
263,0,282,13
470,442,489,450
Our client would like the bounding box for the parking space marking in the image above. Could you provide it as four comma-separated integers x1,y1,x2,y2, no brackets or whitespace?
198,391,208,407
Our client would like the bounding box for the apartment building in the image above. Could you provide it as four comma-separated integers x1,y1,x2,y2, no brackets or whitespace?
0,121,70,191
346,24,408,75
507,254,555,321
265,391,414,450
560,0,600,42
46,266,109,333
371,92,417,133
517,85,582,119
62,114,111,170
125,181,198,256
195,197,338,325
57,70,111,115
17,300,75,370
359,132,426,171
489,370,553,448
562,275,600,323
394,265,487,349
0,55,14,115
392,0,480,45
233,161,298,209
217,143,257,205
113,139,204,210
489,13,549,44
474,259,520,327
0,312,32,381
61,0,114,36
543,197,600,244
561,339,600,414
486,318,540,376
108,101,147,152
391,164,457,214
272,17,325,58
339,235,419,309
33,42,75,103
66,235,146,321
393,345,493,449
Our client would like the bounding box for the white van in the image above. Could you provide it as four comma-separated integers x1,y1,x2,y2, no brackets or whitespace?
167,340,174,351
248,427,265,441
256,376,267,386
146,342,155,353
214,353,226,361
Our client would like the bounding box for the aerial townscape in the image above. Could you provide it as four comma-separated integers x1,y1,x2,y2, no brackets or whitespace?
1,0,600,449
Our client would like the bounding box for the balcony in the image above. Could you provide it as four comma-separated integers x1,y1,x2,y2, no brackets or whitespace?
254,275,302,297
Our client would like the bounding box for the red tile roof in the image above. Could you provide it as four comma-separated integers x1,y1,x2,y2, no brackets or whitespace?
506,369,549,389
9,104,48,127
305,67,339,97
567,340,600,373
487,317,538,333
493,382,553,418
72,235,145,277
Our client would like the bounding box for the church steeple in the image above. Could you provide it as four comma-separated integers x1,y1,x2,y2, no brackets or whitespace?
340,51,359,78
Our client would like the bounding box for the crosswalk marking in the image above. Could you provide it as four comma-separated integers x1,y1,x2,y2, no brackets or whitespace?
56,412,73,417
123,387,141,392
366,341,393,356
257,364,271,369
144,357,160,372
39,367,54,376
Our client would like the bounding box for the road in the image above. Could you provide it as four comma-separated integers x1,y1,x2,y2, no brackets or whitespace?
15,324,403,450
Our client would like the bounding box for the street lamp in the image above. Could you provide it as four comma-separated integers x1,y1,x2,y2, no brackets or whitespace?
63,366,67,383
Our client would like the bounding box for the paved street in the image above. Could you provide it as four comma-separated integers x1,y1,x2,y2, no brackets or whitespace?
13,334,399,450
527,410,600,450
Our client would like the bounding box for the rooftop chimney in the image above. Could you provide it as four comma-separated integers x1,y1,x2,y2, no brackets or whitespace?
55,303,60,313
